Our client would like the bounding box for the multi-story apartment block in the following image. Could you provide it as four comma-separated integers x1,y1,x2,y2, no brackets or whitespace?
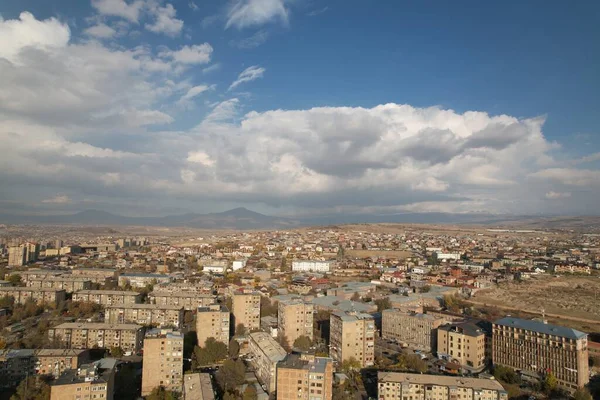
8,245,27,267
183,373,215,400
149,292,215,311
104,304,184,328
34,349,90,378
118,272,172,288
48,323,144,352
154,281,213,294
381,310,446,351
291,260,334,273
73,290,142,305
141,329,184,396
232,292,261,332
276,354,333,400
552,264,591,275
492,317,589,391
196,304,230,347
8,269,64,284
278,299,314,347
0,287,66,306
377,372,508,400
27,277,92,293
247,332,287,393
71,268,119,284
329,311,375,367
0,349,35,388
437,322,487,372
50,359,115,400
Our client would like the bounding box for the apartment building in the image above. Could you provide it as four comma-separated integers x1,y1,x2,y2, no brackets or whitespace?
278,299,314,347
232,292,261,332
196,304,230,347
8,269,64,284
292,260,334,273
492,317,589,391
329,311,375,367
118,272,172,288
552,264,591,275
141,329,184,396
48,323,144,352
73,290,142,306
154,281,213,294
27,277,92,293
149,291,215,311
8,245,27,267
183,373,215,400
437,322,487,372
377,372,508,400
276,354,333,400
50,359,115,400
0,287,66,306
381,310,446,351
0,349,35,388
247,331,287,393
34,349,90,378
104,304,184,328
71,268,119,283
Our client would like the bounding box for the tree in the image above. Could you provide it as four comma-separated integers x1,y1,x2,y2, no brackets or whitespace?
542,372,558,394
374,297,392,312
146,386,180,400
7,274,23,286
0,295,15,309
216,359,246,393
260,297,278,318
293,335,312,351
114,362,139,399
236,323,247,336
10,376,51,400
493,365,520,384
229,339,240,358
340,357,361,373
404,354,427,373
109,346,124,357
573,388,593,400
195,337,228,366
280,257,287,271
350,292,361,301
242,385,258,400
420,285,431,293
442,294,465,313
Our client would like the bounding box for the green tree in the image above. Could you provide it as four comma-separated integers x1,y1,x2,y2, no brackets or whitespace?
195,337,228,366
542,372,558,394
242,384,258,400
374,297,392,312
10,376,51,400
573,387,593,400
442,294,465,313
493,365,520,384
109,346,124,357
146,386,180,400
229,339,240,358
340,357,361,373
293,335,312,351
260,296,278,318
216,359,246,393
7,274,23,286
236,323,247,336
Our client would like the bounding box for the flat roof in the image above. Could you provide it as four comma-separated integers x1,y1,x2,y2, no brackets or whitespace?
249,332,287,362
494,317,587,340
150,292,214,298
52,322,142,330
278,354,332,374
74,290,140,295
378,372,506,392
34,349,88,357
0,287,64,292
332,310,374,322
104,303,183,310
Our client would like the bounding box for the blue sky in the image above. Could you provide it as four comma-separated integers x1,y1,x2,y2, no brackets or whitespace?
0,0,599,217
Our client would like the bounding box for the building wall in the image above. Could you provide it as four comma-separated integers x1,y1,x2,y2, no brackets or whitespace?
276,358,333,400
291,261,333,272
278,301,314,347
329,312,375,368
104,305,184,328
72,290,141,305
35,350,90,377
48,324,144,352
149,292,215,311
50,375,114,400
27,278,92,293
437,327,486,371
381,310,445,351
0,287,66,306
141,334,184,396
196,306,230,347
248,332,287,393
232,293,261,332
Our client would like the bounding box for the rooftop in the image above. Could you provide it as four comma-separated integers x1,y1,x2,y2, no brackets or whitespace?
439,322,486,337
104,303,183,310
52,322,143,330
74,290,140,296
378,372,506,392
332,310,374,322
249,332,287,362
494,317,587,340
53,359,115,386
278,354,332,374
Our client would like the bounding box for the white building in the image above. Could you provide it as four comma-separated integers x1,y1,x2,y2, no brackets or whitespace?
435,252,461,261
232,260,247,271
291,260,334,273
203,265,226,274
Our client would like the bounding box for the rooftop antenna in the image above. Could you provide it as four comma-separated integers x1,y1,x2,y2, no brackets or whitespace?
541,307,547,324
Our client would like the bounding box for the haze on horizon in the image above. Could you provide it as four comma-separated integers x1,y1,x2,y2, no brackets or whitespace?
0,0,599,219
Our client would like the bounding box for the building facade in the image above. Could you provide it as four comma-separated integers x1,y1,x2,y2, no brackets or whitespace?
377,372,508,400
0,349,35,388
492,317,589,391
329,311,375,367
0,287,66,306
118,273,172,288
247,332,287,393
276,354,333,400
278,299,314,347
50,360,115,400
381,310,446,351
437,322,487,372
141,330,184,396
34,349,90,378
71,268,119,283
72,290,142,305
196,304,230,347
48,323,144,352
27,277,92,293
291,260,334,273
104,304,184,328
232,292,261,332
149,292,215,311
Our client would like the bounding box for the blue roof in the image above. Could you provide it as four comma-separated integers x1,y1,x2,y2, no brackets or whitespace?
494,317,587,340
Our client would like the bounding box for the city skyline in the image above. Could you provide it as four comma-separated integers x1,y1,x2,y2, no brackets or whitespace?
0,1,599,218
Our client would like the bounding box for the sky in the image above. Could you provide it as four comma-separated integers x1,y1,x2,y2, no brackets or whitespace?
0,0,599,218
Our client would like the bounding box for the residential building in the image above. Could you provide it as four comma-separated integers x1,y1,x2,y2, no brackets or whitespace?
493,317,589,391
381,310,446,351
48,323,144,352
183,373,215,400
8,269,64,284
0,287,66,306
377,372,508,400
196,304,230,347
8,245,27,267
437,322,487,372
232,292,261,332
278,299,314,347
247,331,287,393
73,290,142,305
552,264,591,275
104,304,184,328
0,349,35,388
50,359,115,400
141,329,184,396
34,349,90,378
276,354,333,400
329,311,375,367
118,272,171,288
292,260,334,273
27,277,92,293
71,268,118,283
149,292,215,311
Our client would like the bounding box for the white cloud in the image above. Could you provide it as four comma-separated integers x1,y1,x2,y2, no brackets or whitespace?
160,44,213,64
91,0,144,23
176,85,213,108
411,177,449,192
0,12,70,63
545,191,571,199
230,30,269,49
187,151,215,166
574,152,600,164
229,65,265,90
202,63,221,74
145,3,183,37
226,0,289,29
189,1,199,11
84,23,117,38
42,195,72,204
530,168,600,186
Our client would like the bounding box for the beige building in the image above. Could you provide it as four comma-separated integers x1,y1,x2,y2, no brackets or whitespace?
493,317,589,391
48,322,144,352
104,303,184,328
232,292,261,332
149,291,215,311
141,329,184,396
7,269,64,284
0,287,66,306
0,349,36,388
381,310,446,351
277,354,333,400
247,331,287,393
73,290,142,305
196,304,230,347
437,322,487,372
329,311,375,367
50,360,115,400
27,277,92,293
278,299,314,347
183,373,215,400
377,372,508,400
71,268,119,283
8,245,27,267
35,349,90,377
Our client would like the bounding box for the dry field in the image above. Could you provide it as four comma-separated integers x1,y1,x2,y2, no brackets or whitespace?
346,249,413,259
